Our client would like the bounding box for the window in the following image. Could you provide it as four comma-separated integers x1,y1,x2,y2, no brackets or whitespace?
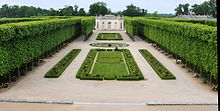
97,22,99,29
108,22,111,29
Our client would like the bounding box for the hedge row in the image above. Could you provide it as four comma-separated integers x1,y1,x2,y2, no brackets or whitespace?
0,18,81,42
124,17,137,41
81,17,95,40
76,49,98,79
45,49,81,78
0,18,48,25
160,18,217,27
139,49,176,80
137,17,217,27
125,17,217,82
0,18,82,77
122,49,144,80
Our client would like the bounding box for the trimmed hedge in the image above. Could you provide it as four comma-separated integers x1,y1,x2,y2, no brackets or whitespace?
76,49,97,79
123,49,144,80
0,18,48,25
81,17,95,40
160,18,217,27
124,17,137,41
125,17,217,83
0,18,82,78
136,17,217,27
139,49,176,80
44,49,81,78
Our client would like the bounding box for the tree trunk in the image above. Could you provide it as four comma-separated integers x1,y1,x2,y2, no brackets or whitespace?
17,67,20,78
193,65,195,73
200,67,203,79
25,64,28,73
8,73,11,85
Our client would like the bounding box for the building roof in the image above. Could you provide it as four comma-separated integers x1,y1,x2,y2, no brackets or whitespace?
96,15,124,20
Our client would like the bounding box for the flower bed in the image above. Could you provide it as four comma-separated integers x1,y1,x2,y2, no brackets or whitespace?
44,49,81,78
139,49,176,80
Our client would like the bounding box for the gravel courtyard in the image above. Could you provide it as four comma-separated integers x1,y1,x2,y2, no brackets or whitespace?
0,31,218,110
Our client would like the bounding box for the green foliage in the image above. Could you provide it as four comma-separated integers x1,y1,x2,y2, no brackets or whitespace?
139,49,176,80
175,4,190,15
76,49,144,80
125,17,217,81
124,17,138,40
0,18,47,25
93,51,128,80
44,49,81,78
0,18,81,42
76,49,97,79
0,4,85,17
96,33,123,40
81,17,95,40
122,4,147,17
160,18,217,27
89,2,110,16
123,49,144,80
0,18,82,77
191,0,216,17
78,8,86,16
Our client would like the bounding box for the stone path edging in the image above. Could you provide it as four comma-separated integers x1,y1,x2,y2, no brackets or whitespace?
0,99,217,106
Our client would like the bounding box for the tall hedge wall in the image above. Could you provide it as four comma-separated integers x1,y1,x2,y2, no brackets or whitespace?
0,18,82,76
136,17,217,27
0,18,48,25
125,17,218,81
81,17,95,40
161,18,217,27
124,17,137,37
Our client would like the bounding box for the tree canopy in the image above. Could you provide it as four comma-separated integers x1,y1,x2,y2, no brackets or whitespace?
0,4,84,17
89,2,111,16
174,0,216,17
122,4,147,17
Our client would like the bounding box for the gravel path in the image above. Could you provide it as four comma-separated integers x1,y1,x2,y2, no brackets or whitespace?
0,102,218,111
0,30,218,110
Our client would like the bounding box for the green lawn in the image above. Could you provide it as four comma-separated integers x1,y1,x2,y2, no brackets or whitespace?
76,49,144,80
92,51,128,79
96,33,123,40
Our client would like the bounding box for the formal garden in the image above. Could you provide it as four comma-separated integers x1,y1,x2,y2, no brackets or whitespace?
76,49,144,80
0,1,218,110
96,33,123,40
0,16,218,90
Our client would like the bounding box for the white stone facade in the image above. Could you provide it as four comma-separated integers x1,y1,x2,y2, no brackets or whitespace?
95,15,124,31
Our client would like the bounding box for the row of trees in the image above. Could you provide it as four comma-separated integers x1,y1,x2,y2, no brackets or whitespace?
1,2,185,18
0,4,87,18
175,0,217,17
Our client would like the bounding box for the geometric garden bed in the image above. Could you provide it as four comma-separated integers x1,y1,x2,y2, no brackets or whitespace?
139,49,176,80
96,33,123,40
76,49,144,80
44,49,81,78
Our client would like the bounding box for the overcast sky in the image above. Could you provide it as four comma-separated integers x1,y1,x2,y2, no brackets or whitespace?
0,0,208,14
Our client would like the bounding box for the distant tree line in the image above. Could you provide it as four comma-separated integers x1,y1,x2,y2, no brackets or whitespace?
0,2,175,18
175,0,217,17
0,4,87,17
